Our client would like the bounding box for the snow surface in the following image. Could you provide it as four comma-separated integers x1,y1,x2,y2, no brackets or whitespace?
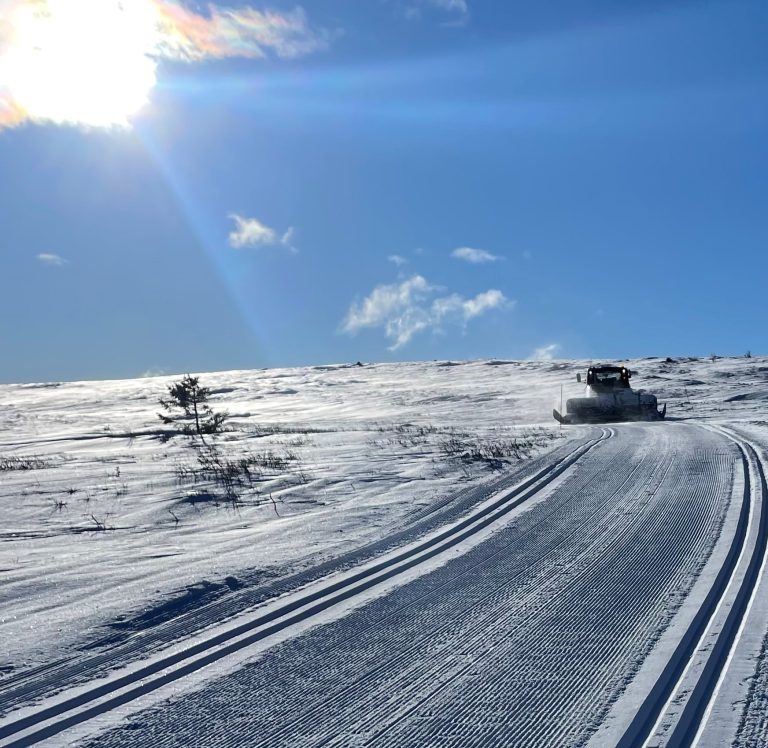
78,423,736,747
1,355,767,745
0,358,573,674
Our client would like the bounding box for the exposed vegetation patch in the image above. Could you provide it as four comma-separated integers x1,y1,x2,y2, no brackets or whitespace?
176,444,299,505
0,455,50,471
440,429,560,468
368,422,561,473
250,424,337,436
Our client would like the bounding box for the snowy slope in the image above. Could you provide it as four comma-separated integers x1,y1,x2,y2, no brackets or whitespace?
1,358,576,674
0,355,767,745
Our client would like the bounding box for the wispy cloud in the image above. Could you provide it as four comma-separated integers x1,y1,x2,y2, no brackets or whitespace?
228,214,296,252
426,0,468,13
343,274,510,349
451,247,500,264
36,253,67,266
0,1,332,131
388,254,408,267
154,3,332,62
403,0,469,23
529,343,560,361
462,289,506,317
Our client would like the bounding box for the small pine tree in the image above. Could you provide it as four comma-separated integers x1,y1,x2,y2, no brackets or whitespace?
158,375,228,441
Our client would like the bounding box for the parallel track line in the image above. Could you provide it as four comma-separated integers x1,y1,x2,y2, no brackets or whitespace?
0,432,608,747
617,425,767,748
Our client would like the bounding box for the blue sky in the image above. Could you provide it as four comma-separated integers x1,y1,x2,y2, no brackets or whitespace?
1,0,766,383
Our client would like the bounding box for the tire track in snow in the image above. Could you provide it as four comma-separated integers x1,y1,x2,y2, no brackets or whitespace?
0,432,607,746
80,424,735,748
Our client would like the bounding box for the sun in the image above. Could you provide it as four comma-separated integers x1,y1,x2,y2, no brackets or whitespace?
1,0,161,129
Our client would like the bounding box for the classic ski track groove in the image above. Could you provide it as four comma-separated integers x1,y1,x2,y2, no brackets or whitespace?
255,438,667,747
0,431,597,716
616,424,768,748
340,426,724,745
6,424,762,748
0,431,608,746
85,423,735,748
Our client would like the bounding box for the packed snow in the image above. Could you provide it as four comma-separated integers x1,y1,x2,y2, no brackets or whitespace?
0,355,767,735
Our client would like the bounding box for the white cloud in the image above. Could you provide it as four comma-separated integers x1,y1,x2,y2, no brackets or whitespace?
463,289,506,317
529,343,560,361
229,215,276,247
388,254,408,267
37,253,67,266
343,274,510,350
228,214,296,252
451,247,500,264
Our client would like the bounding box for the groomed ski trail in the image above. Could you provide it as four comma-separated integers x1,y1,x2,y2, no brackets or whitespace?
5,422,766,748
0,431,606,746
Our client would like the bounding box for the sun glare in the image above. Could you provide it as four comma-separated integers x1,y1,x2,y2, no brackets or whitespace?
1,0,160,128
